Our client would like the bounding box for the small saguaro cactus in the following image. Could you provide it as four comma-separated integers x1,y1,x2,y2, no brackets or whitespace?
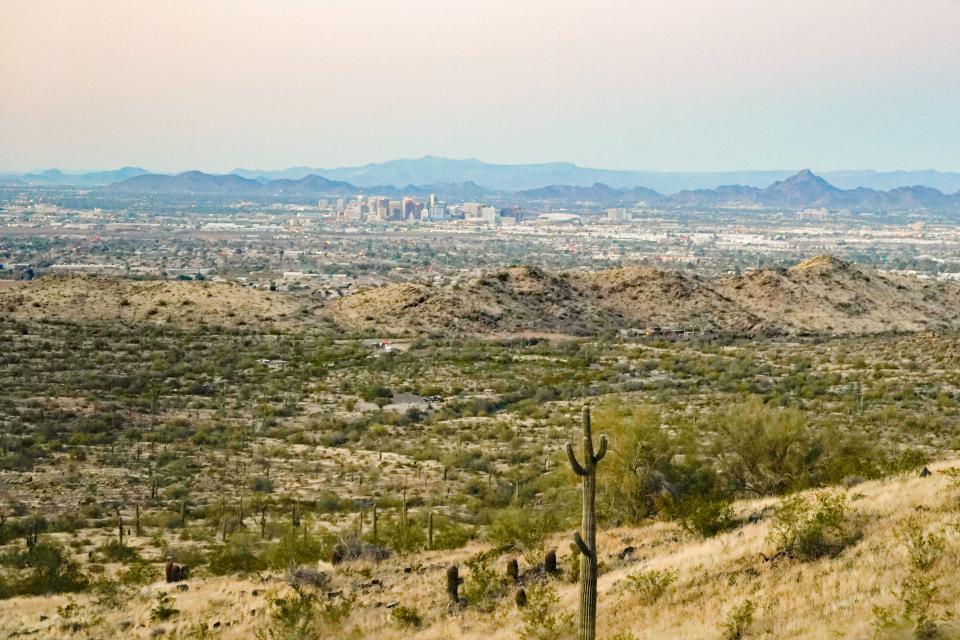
506,558,519,584
566,405,607,640
544,549,557,574
428,511,434,550
515,587,527,608
446,565,463,604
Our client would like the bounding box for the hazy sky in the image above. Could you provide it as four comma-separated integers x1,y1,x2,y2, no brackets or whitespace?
2,0,959,173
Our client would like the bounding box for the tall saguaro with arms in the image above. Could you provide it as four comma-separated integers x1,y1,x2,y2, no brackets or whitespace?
567,405,607,640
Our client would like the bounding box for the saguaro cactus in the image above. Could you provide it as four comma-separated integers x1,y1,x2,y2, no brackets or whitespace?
544,549,557,574
566,405,607,640
428,511,434,549
446,565,463,604
506,558,519,583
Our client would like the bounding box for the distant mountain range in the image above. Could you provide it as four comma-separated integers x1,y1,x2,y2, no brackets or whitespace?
5,157,960,193
102,168,960,211
0,166,149,187
231,156,960,194
108,171,493,201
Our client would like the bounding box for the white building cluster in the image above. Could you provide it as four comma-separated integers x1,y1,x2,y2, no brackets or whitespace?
331,193,515,225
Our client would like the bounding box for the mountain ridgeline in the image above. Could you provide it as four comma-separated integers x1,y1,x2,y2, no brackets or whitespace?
328,256,960,336
106,168,960,210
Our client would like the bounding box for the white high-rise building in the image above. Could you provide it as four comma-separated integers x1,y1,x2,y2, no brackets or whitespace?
480,206,498,225
607,207,630,223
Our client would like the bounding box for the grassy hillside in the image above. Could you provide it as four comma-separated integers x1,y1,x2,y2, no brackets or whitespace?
0,460,956,639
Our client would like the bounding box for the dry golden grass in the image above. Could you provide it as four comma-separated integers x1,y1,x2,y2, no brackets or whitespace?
2,460,958,639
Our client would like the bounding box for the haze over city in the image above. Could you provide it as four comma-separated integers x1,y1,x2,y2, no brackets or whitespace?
2,0,960,173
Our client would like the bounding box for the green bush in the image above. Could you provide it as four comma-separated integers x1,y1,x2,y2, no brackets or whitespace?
0,542,87,599
94,560,156,608
768,491,859,561
150,591,179,622
262,529,333,570
517,582,574,640
390,605,423,629
624,568,677,605
207,531,266,575
713,399,822,496
873,518,949,639
462,555,508,613
98,540,140,563
487,507,560,551
258,584,354,639
249,476,275,493
670,495,736,537
719,599,755,640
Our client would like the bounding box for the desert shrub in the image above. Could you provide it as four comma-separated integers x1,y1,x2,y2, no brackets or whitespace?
768,491,859,561
161,544,207,569
462,554,508,612
98,540,139,563
249,476,275,493
0,541,87,598
429,514,474,550
597,406,707,524
713,399,823,496
390,605,423,629
207,531,266,575
317,593,356,626
150,591,179,622
624,568,677,604
487,507,561,551
720,599,756,640
262,528,332,569
94,560,156,608
670,495,736,537
882,449,930,477
873,518,950,639
517,582,574,640
258,581,354,640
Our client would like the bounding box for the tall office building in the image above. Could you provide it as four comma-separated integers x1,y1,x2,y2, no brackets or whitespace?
463,202,483,219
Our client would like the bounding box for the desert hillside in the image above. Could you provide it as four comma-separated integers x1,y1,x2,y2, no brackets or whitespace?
329,256,960,336
1,460,956,639
716,255,960,334
5,257,958,337
0,275,303,328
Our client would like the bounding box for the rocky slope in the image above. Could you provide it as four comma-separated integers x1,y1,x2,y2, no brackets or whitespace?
330,256,960,336
0,275,302,329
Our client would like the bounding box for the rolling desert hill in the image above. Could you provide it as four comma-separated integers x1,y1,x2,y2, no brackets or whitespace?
329,256,960,337
0,275,303,329
3,256,959,337
717,256,960,334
